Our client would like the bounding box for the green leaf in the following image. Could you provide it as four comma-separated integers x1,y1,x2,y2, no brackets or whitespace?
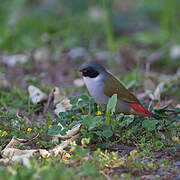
80,161,97,177
175,108,180,113
120,116,134,127
97,142,110,149
69,120,82,129
101,124,113,138
59,128,68,136
70,97,78,105
142,119,159,131
80,94,90,101
154,104,170,113
58,119,66,126
59,112,67,118
83,115,103,130
106,94,117,114
105,94,117,125
74,146,89,157
48,125,62,136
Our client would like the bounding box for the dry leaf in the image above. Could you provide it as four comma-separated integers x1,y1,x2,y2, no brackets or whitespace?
147,68,180,102
53,87,66,106
2,148,38,158
51,134,80,156
52,136,59,143
143,81,165,102
7,166,17,175
53,87,72,117
39,149,50,158
61,99,72,111
1,137,39,167
0,158,12,165
0,135,41,167
28,85,47,104
153,82,165,101
54,103,66,116
54,124,82,139
16,112,31,124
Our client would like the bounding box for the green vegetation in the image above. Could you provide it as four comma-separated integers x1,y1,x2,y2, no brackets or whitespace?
0,0,180,179
0,87,179,179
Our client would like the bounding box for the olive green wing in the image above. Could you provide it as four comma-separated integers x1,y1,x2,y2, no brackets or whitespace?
103,74,140,104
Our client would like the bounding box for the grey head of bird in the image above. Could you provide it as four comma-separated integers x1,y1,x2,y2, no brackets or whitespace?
79,61,107,78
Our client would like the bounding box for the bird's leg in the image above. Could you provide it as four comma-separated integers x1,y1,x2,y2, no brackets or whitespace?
112,112,116,120
119,115,125,122
115,113,125,122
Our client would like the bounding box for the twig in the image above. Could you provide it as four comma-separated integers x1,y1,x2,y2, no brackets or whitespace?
100,170,112,180
110,145,135,151
51,133,80,156
14,133,39,143
5,137,19,149
5,134,40,149
43,87,55,115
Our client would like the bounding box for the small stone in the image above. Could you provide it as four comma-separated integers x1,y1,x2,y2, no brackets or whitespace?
0,74,8,86
170,45,180,59
1,54,29,67
28,85,47,104
73,78,84,87
88,7,105,21
176,104,180,108
33,47,50,62
141,174,160,180
68,47,88,59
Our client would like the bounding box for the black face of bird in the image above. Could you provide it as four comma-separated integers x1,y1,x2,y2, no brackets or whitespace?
80,67,99,78
79,61,107,78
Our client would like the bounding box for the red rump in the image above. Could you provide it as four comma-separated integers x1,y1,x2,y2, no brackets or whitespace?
129,103,152,117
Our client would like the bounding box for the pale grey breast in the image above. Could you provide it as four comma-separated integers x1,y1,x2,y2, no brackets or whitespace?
83,75,109,104
83,75,130,113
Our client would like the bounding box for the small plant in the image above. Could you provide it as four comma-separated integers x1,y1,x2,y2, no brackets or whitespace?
48,93,180,152
105,94,117,125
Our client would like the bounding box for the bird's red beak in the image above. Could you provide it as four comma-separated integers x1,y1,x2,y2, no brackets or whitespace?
80,69,87,73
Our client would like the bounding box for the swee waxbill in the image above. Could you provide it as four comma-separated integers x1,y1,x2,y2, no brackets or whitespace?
79,61,161,120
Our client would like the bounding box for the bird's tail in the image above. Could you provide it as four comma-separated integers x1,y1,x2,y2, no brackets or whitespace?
129,103,162,120
151,113,162,120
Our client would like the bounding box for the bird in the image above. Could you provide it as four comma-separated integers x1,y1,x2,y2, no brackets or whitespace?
79,61,161,120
